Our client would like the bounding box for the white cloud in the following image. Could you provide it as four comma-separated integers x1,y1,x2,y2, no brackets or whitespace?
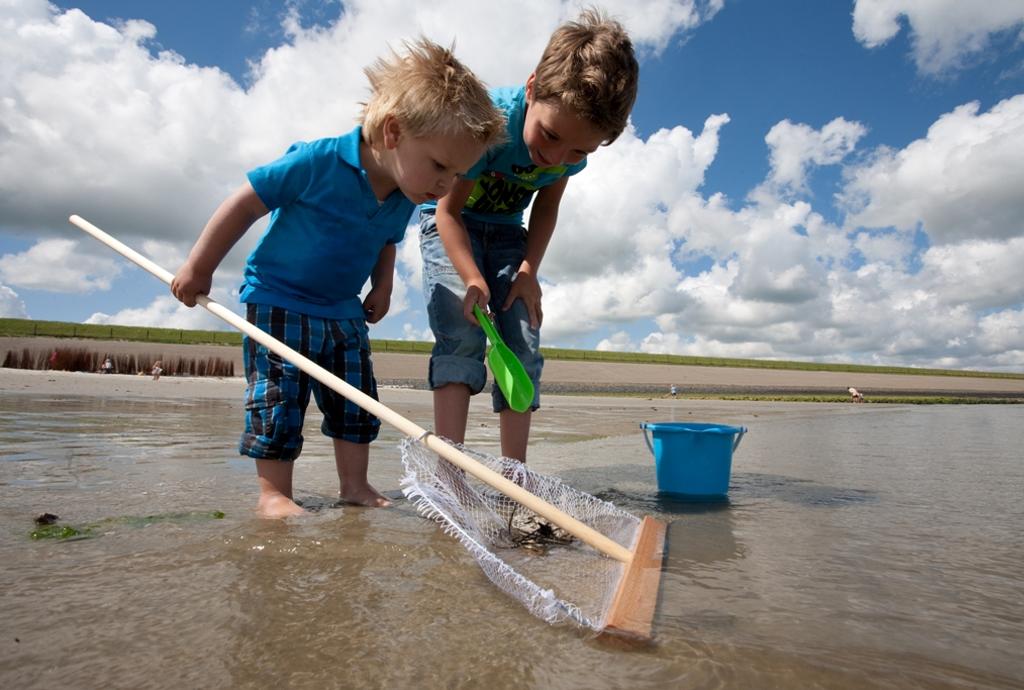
596,330,638,352
395,222,424,294
543,105,1024,370
852,0,1024,74
852,229,915,268
841,96,1024,245
597,0,725,54
976,307,1024,357
761,117,867,196
548,114,730,281
0,3,249,245
138,239,189,278
85,293,231,330
401,322,435,342
918,237,1024,311
0,283,28,318
0,239,122,292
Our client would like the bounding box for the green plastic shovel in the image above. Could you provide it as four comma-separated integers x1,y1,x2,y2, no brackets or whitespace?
472,304,535,413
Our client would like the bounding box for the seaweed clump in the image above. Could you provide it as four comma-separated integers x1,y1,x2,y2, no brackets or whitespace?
28,510,226,540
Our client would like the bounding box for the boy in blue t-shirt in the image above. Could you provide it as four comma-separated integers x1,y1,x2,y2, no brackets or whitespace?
172,40,504,518
420,10,639,462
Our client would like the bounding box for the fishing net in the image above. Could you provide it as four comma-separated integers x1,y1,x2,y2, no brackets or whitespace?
399,437,642,631
67,215,658,635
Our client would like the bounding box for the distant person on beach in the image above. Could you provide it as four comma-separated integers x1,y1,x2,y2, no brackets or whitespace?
101,357,114,374
169,39,504,518
848,386,864,402
670,384,678,398
419,9,638,464
151,360,163,380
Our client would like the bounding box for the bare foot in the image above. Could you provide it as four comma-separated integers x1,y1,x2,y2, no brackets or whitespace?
257,493,305,518
339,484,392,508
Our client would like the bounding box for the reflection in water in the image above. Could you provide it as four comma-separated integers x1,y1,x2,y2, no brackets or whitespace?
2,392,1024,689
731,472,877,507
662,501,742,573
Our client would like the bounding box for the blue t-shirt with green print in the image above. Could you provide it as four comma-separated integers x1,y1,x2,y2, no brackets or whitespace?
422,86,587,226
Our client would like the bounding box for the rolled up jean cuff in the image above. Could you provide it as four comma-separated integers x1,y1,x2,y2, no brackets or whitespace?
428,354,487,395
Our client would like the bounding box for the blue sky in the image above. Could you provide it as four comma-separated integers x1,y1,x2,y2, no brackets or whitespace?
2,0,1023,370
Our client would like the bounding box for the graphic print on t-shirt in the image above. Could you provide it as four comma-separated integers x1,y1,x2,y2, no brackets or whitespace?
465,162,570,216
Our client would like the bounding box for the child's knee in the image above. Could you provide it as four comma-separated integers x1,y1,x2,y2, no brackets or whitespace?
320,414,380,444
241,375,305,460
429,354,487,394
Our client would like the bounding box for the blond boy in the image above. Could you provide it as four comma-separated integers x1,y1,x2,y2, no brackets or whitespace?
172,40,505,517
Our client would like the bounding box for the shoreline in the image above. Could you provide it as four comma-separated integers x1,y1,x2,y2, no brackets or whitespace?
3,335,1023,400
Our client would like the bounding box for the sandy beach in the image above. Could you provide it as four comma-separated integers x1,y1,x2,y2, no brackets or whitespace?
4,342,1024,688
3,335,1023,399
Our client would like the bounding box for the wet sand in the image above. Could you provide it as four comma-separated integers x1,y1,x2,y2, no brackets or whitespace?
4,345,1024,688
3,336,1023,398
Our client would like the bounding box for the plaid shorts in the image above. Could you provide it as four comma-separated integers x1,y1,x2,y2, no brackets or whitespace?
239,304,381,461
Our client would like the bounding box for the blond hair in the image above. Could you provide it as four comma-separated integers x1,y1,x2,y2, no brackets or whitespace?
532,8,638,144
361,38,505,149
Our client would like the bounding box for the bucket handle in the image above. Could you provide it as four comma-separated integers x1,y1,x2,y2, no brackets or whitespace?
732,427,746,453
641,423,747,454
641,423,655,457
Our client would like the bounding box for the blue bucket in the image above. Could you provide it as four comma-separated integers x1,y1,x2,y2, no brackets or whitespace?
641,422,747,498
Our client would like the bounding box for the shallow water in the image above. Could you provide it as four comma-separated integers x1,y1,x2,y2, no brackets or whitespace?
1,390,1022,689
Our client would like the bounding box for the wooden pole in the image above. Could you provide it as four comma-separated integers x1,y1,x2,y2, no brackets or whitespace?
69,214,667,639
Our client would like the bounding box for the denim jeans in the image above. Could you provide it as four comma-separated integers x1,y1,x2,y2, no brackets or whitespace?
419,211,543,412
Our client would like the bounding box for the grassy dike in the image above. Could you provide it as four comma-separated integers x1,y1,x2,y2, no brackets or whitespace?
0,317,430,355
3,317,1022,403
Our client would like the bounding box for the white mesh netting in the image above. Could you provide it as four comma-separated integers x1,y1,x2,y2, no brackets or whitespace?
399,437,641,631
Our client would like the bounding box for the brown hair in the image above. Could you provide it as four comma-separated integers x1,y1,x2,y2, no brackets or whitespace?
531,8,639,144
361,38,505,148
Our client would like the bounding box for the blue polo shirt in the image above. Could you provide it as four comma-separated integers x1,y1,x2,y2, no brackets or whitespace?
421,86,588,226
241,127,414,320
